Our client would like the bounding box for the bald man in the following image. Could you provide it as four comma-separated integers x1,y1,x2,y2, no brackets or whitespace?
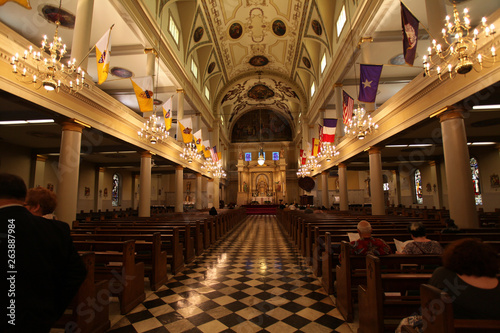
350,220,392,255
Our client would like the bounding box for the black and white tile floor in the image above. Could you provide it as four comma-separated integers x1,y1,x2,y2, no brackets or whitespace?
107,215,353,332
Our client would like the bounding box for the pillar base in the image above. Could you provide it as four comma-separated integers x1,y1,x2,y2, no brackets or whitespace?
237,192,248,206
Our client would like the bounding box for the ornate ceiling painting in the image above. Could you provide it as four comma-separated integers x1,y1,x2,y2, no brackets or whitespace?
195,0,323,138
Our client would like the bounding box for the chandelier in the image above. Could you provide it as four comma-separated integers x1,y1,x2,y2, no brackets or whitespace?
201,157,216,173
180,142,201,164
257,146,265,166
297,155,320,177
212,164,227,179
10,20,84,92
138,114,168,144
296,166,311,178
318,142,339,162
345,105,378,140
423,4,496,79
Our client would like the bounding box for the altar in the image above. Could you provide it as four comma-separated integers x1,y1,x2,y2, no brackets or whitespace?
253,196,274,204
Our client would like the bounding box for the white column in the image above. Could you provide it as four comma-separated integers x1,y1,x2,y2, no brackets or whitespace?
338,163,348,211
207,178,214,208
33,155,47,188
214,178,220,208
391,170,401,207
70,0,95,71
428,161,442,209
175,165,184,213
56,122,84,226
333,83,345,138
439,109,478,228
139,151,152,217
196,173,202,210
369,147,385,215
96,167,105,211
321,171,329,208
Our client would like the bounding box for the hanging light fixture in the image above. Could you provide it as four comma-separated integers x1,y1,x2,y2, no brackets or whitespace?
296,166,311,178
180,142,201,164
138,114,168,144
257,146,265,166
423,4,496,79
212,163,227,179
345,105,378,140
318,142,339,162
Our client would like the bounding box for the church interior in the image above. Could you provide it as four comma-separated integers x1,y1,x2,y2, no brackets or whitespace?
1,0,500,332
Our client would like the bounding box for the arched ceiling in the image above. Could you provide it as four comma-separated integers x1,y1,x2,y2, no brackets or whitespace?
165,0,327,124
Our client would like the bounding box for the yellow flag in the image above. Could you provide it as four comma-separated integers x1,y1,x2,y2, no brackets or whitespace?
178,117,193,143
193,130,203,152
162,97,172,131
0,0,31,9
312,138,320,157
130,76,154,112
202,140,211,158
95,29,112,84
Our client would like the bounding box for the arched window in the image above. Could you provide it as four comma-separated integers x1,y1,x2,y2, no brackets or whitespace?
112,173,121,207
414,169,423,204
470,157,482,205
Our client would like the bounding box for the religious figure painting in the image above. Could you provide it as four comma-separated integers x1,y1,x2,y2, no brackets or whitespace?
249,55,269,67
229,22,243,39
193,26,204,42
247,84,275,100
311,19,322,36
302,57,311,69
207,62,216,74
272,20,286,36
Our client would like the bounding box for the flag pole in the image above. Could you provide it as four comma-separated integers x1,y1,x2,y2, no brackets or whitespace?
76,24,115,70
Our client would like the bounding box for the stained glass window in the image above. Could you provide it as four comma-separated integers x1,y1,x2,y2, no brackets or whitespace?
414,169,423,204
112,173,120,207
470,157,482,205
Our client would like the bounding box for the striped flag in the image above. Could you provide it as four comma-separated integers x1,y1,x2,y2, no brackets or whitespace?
300,149,306,165
343,90,354,125
211,146,219,162
96,28,112,84
131,76,154,112
162,97,172,131
323,119,337,143
193,130,203,152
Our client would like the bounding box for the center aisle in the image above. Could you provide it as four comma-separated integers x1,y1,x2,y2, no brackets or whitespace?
108,215,351,333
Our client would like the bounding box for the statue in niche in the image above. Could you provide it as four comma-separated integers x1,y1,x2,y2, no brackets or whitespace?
258,180,268,195
243,181,248,192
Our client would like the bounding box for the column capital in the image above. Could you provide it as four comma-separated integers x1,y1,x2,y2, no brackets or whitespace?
61,121,85,133
428,160,437,167
319,108,326,114
141,151,152,158
196,172,202,177
207,178,214,183
322,171,329,175
368,146,382,155
338,162,347,168
98,167,106,172
176,88,184,94
333,83,343,88
439,109,464,123
175,165,184,171
36,154,48,162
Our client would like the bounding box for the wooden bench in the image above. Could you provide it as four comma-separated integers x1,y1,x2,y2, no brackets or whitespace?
335,242,441,322
55,252,110,333
84,240,145,314
400,284,500,333
358,254,432,333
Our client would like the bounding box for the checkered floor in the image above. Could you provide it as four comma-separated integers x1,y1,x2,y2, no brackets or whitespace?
107,215,352,333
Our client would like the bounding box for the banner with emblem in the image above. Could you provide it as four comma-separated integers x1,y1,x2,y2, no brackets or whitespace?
401,2,419,66
162,97,172,131
0,0,31,9
178,117,193,143
95,27,112,84
130,76,154,112
202,140,211,158
193,130,203,152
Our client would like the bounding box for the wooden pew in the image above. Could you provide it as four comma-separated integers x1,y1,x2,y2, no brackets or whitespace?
400,284,500,333
90,240,145,314
55,252,110,333
73,233,168,291
358,255,432,333
335,242,441,322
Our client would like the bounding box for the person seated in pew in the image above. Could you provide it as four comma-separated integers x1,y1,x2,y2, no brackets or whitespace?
396,238,500,332
24,186,58,220
400,222,443,255
350,220,392,255
304,204,314,214
0,173,87,333
209,206,218,215
440,218,463,234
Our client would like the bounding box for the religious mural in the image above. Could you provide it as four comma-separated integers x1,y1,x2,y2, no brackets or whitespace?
231,109,292,142
193,26,204,42
272,20,286,36
247,84,275,100
207,62,216,74
229,22,243,39
302,57,311,69
311,19,322,36
249,55,269,66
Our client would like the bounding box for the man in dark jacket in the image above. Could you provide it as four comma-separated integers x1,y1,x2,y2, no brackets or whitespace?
1,173,87,332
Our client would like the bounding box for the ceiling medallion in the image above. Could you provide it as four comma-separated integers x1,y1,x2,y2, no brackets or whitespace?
249,55,269,67
110,67,133,78
40,5,75,29
311,20,322,36
193,27,204,43
207,62,215,74
302,57,311,69
229,23,243,39
272,20,286,36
